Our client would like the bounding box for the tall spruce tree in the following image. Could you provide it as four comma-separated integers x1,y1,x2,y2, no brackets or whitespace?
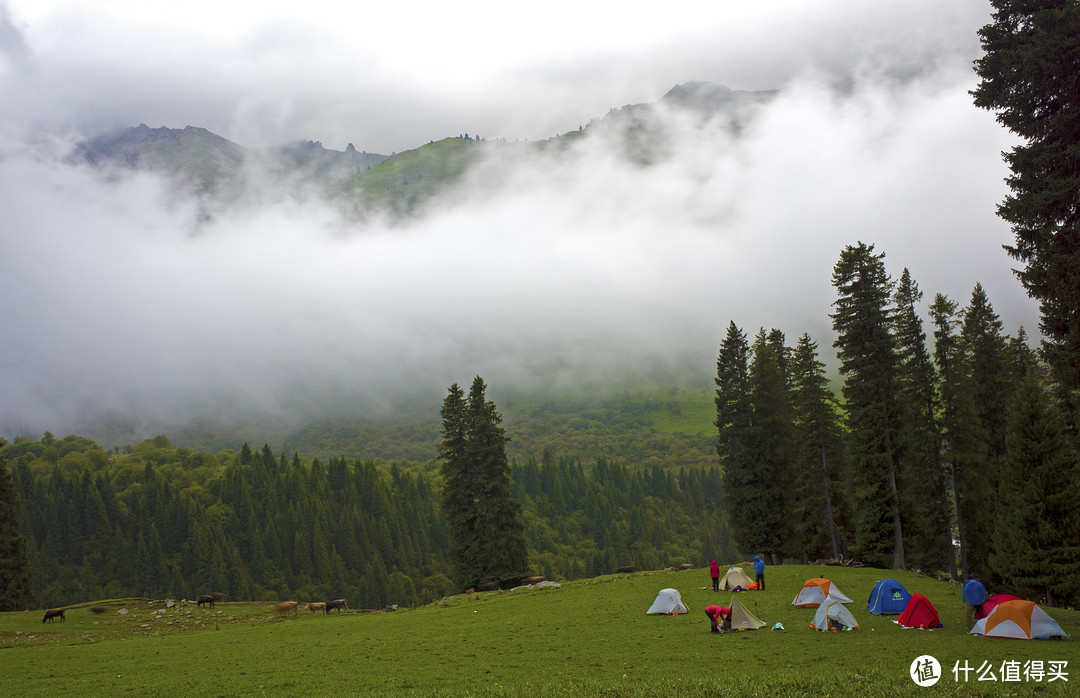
959,283,1014,576
715,322,756,557
990,372,1080,606
831,242,905,569
930,294,986,576
746,329,792,562
790,334,844,561
892,269,953,574
438,377,528,589
0,442,35,610
973,0,1080,410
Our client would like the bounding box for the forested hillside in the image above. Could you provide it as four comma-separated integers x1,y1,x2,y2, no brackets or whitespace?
1,433,735,610
168,382,719,469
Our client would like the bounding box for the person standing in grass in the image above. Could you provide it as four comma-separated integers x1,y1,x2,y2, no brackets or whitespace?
753,555,765,590
710,560,721,591
705,605,731,633
962,575,989,630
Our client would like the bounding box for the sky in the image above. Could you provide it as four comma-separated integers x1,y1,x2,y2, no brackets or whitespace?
0,0,1042,442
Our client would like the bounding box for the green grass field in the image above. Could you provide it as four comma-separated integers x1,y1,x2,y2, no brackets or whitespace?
2,564,1076,696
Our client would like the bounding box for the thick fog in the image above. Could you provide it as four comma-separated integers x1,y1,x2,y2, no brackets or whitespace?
0,0,1041,440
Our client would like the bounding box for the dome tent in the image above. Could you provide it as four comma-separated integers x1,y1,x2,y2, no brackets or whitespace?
810,595,860,631
896,593,942,629
970,600,1068,640
646,588,688,615
792,578,853,608
867,578,911,614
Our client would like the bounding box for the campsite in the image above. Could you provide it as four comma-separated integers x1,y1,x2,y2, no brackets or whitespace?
2,564,1077,697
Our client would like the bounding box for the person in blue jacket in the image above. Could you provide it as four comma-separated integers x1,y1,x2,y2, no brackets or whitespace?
753,555,765,590
962,575,989,630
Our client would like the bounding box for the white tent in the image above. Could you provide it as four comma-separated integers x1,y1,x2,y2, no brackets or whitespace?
811,595,860,631
792,578,853,608
646,588,688,615
719,566,754,591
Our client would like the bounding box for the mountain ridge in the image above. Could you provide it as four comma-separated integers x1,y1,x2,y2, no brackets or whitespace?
71,82,777,218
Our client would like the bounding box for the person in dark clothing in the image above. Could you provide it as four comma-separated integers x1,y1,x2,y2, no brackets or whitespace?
753,555,765,590
710,560,721,591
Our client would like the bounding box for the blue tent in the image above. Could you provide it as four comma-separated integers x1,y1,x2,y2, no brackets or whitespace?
867,578,911,614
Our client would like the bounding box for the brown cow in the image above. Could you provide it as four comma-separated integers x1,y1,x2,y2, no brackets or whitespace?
308,602,326,613
42,609,65,623
274,601,299,615
324,599,348,614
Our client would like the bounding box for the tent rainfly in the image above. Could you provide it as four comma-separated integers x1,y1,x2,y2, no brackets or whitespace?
719,566,754,591
810,595,860,631
970,600,1068,640
867,578,911,614
646,588,688,615
792,578,853,608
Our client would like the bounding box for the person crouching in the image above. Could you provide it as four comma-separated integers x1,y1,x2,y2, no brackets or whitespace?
705,605,731,633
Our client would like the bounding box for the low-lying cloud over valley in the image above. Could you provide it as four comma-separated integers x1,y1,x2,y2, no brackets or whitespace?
0,0,1040,441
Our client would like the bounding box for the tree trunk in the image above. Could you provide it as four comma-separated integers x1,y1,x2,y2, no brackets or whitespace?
818,423,840,559
951,451,969,577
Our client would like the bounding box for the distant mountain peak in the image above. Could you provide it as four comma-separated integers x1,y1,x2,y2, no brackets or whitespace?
661,81,776,110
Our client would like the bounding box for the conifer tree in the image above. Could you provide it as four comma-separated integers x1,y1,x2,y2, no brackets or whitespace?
438,377,528,588
0,442,35,610
715,322,755,556
973,0,1080,409
790,334,844,560
990,373,1080,606
831,242,905,569
746,329,792,562
959,283,1014,575
892,269,953,574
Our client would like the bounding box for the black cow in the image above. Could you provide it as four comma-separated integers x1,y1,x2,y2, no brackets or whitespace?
42,609,65,623
197,594,216,609
324,599,348,614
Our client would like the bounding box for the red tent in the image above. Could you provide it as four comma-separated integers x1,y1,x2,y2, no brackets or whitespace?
897,592,942,629
976,593,1023,620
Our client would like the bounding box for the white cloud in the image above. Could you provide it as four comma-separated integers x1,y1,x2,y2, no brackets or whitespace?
0,0,1041,440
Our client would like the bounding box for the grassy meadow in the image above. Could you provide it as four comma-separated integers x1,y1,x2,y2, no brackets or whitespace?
2,564,1077,697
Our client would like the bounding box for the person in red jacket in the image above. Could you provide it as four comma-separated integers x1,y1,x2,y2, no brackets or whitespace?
709,560,721,591
705,605,730,633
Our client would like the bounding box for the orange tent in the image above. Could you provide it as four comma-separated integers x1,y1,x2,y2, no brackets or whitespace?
970,600,1068,640
792,578,852,608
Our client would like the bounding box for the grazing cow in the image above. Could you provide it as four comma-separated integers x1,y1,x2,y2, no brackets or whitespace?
274,601,299,615
308,602,326,613
197,594,216,609
209,592,227,603
42,609,65,623
324,599,348,614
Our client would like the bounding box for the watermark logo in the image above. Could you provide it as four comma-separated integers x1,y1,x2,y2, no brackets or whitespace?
911,655,942,687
